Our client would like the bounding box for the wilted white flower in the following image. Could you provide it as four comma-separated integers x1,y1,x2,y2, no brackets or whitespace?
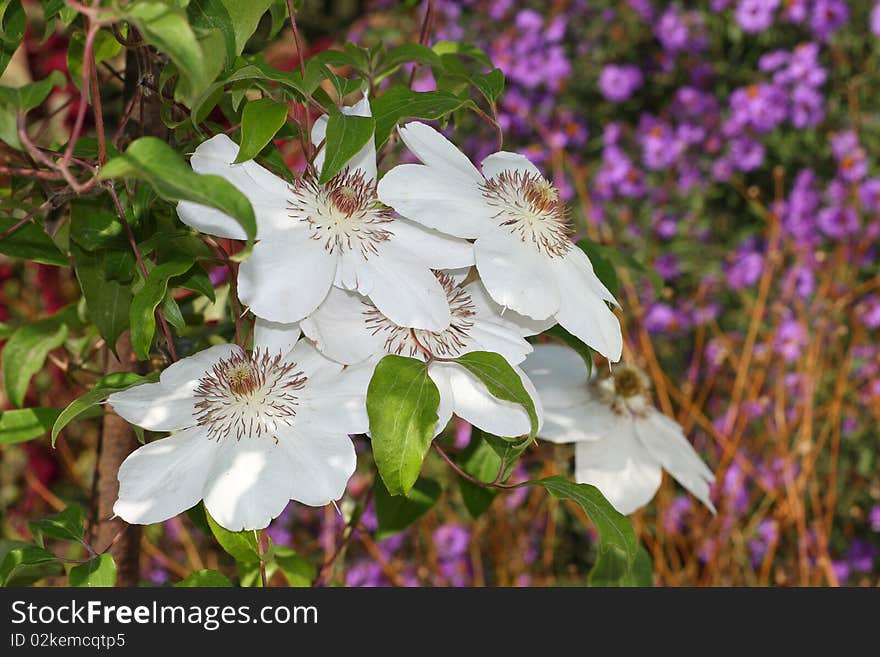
376,122,622,361
522,344,715,514
107,321,372,531
295,272,545,438
177,98,472,330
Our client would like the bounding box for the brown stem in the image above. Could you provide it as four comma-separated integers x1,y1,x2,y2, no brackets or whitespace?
433,443,522,490
95,332,144,586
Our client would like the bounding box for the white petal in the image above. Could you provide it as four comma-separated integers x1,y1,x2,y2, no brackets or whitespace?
439,362,536,438
253,318,301,358
286,337,344,383
386,218,475,269
481,151,542,180
636,412,716,513
177,134,293,238
359,245,452,331
107,381,195,432
202,437,296,531
551,249,623,362
312,95,377,184
574,425,662,515
539,398,618,444
280,427,357,507
159,344,243,389
427,364,456,437
298,360,373,434
397,121,483,183
466,279,555,337
377,164,490,239
113,426,216,525
474,230,561,320
238,231,337,324
521,343,591,407
299,287,385,365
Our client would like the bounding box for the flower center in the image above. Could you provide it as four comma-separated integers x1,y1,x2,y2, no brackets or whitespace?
362,272,475,359
613,366,649,398
289,168,393,258
193,349,307,442
481,170,572,257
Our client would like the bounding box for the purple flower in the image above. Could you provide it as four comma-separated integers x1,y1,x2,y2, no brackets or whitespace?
810,0,849,41
872,3,880,36
817,205,859,239
858,178,880,213
774,319,807,363
663,496,693,533
870,506,880,532
656,8,689,53
831,131,868,183
735,0,780,33
831,560,851,583
726,247,763,290
345,561,386,587
654,253,681,280
847,539,876,574
790,85,824,128
598,64,643,102
433,524,470,561
729,137,765,171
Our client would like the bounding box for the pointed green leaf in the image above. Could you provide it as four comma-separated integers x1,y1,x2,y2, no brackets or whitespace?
205,508,260,563
175,569,234,587
69,553,117,587
51,372,155,446
2,305,80,408
99,137,256,251
374,476,441,540
129,256,194,359
371,86,474,149
319,112,375,184
367,355,440,496
453,351,538,438
29,505,85,546
0,217,66,265
234,97,289,163
0,545,63,587
0,408,62,445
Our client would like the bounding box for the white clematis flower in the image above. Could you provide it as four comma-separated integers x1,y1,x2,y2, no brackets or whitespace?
376,121,623,361
522,344,715,515
176,98,473,330
294,273,545,438
107,320,372,531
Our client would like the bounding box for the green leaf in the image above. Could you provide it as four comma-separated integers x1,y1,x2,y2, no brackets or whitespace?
533,476,638,586
367,355,440,496
235,97,289,163
29,505,85,546
374,476,441,540
172,264,216,303
70,243,132,354
0,545,63,587
601,545,654,587
371,86,473,149
0,216,66,266
432,41,494,68
66,30,122,91
51,372,155,446
69,198,125,252
69,554,117,587
456,430,500,519
129,256,194,359
121,2,209,104
2,305,79,408
205,509,260,563
0,70,66,112
271,545,315,587
99,137,257,251
0,0,26,78
319,112,375,183
0,407,61,445
376,43,440,80
175,569,234,587
453,351,539,438
470,68,505,104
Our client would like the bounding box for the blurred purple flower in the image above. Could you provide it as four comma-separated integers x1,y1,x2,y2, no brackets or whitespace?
599,64,643,102
735,0,779,33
